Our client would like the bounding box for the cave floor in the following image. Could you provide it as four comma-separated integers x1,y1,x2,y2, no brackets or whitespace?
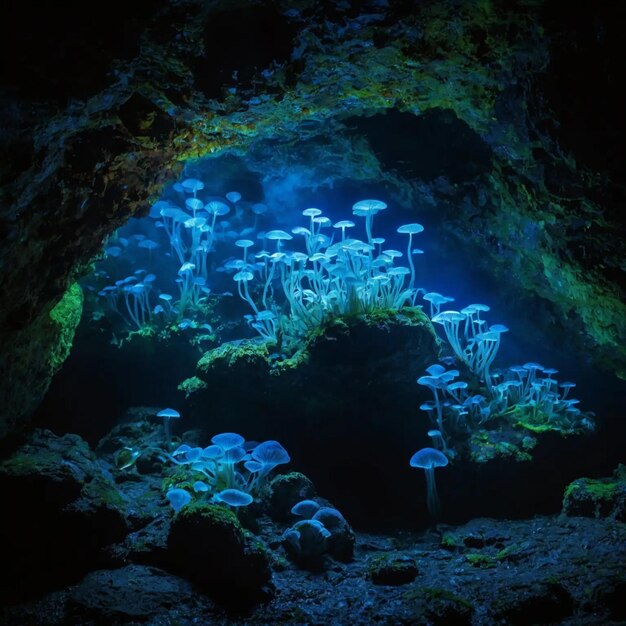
2,514,624,625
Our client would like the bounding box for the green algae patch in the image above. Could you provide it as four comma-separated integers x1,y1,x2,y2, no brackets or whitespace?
48,282,84,371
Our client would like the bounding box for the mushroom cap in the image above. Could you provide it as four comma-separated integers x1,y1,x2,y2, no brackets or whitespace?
185,198,204,212
233,270,254,282
252,440,290,467
181,178,204,193
489,324,509,333
427,429,442,437
225,191,242,203
158,293,173,301
302,207,322,217
215,489,253,507
333,220,355,229
291,499,320,519
166,488,192,512
409,447,449,469
251,202,268,215
205,200,230,216
211,432,245,449
235,239,254,248
423,292,454,304
352,198,387,215
382,249,403,258
157,408,181,419
265,229,293,241
397,223,425,235
432,310,467,324
292,226,311,236
201,445,223,459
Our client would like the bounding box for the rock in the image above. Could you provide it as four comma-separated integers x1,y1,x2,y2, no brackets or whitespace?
314,506,355,562
95,409,165,456
0,429,128,602
490,580,574,625
562,465,626,520
268,472,316,521
368,554,418,586
188,310,439,527
167,502,272,602
420,587,474,625
594,578,626,621
66,565,209,623
0,283,83,440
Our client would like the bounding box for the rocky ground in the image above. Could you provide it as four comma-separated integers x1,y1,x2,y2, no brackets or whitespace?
0,428,625,625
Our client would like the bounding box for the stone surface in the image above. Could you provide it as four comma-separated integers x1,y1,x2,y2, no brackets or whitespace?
562,464,626,521
167,502,272,602
2,514,624,625
0,429,128,601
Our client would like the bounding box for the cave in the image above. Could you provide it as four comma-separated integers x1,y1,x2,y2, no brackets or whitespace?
1,1,625,623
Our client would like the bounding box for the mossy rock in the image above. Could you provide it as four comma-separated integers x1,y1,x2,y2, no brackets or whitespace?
562,465,626,520
197,339,271,375
0,282,83,439
0,429,128,602
267,472,316,521
402,586,473,625
368,553,418,586
167,502,272,599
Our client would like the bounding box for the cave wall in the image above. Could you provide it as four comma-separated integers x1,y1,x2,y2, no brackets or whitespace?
1,0,624,437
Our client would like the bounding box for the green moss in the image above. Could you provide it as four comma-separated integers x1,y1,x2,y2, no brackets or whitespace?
81,476,125,508
0,452,43,475
197,339,271,373
441,533,462,549
495,544,522,562
176,502,244,539
48,282,83,371
421,587,474,611
564,478,619,501
162,466,207,493
177,375,208,398
465,553,497,568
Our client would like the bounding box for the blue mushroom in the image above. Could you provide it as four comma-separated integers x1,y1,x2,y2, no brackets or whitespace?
166,487,192,513
291,499,320,519
214,488,253,508
409,447,449,519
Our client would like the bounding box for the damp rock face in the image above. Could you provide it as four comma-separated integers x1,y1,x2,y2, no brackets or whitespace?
0,283,83,440
167,502,272,601
0,429,128,602
562,465,626,521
